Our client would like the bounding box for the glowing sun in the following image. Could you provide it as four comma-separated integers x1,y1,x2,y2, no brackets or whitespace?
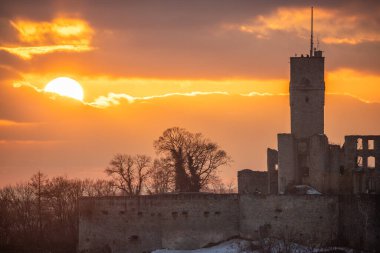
44,77,84,101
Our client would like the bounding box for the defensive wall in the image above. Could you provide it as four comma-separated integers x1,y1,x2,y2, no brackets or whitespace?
338,195,380,251
79,194,240,253
78,194,379,253
239,195,338,245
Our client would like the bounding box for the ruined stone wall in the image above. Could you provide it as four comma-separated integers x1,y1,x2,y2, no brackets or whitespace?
327,144,344,194
306,134,329,192
79,194,379,253
267,148,279,194
344,135,380,194
239,195,339,246
238,170,268,194
339,195,380,251
278,134,297,193
78,194,240,253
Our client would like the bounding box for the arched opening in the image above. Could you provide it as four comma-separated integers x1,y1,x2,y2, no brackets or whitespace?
357,138,363,150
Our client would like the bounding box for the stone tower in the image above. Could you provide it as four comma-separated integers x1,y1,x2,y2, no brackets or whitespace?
290,7,325,139
289,54,325,139
276,7,328,193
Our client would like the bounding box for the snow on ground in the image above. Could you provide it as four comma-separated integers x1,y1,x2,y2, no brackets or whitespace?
153,239,256,253
294,185,322,195
152,239,354,253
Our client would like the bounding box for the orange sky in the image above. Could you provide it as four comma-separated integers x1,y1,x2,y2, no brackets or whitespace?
1,1,380,186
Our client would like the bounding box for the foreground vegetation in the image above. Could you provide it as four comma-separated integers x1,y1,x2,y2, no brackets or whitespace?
0,173,114,253
0,127,234,253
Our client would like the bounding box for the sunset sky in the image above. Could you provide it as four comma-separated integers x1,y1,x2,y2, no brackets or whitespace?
1,0,380,186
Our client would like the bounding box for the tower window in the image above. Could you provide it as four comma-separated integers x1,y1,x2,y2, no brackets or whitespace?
305,97,309,103
368,156,375,169
368,140,374,150
357,156,363,167
357,138,363,150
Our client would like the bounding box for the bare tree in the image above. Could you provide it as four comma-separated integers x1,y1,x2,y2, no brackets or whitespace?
185,133,231,191
105,154,152,195
0,173,124,253
146,158,175,194
205,178,237,194
81,179,117,197
154,127,231,192
154,127,191,192
29,171,47,240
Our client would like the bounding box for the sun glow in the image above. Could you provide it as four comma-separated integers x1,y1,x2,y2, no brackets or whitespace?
44,77,84,101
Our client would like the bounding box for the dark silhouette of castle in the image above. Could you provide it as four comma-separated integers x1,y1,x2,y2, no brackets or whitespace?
239,7,380,195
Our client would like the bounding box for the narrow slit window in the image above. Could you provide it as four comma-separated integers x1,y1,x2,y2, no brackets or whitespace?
357,156,363,167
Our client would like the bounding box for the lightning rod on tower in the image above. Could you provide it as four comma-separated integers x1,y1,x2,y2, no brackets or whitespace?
310,6,314,57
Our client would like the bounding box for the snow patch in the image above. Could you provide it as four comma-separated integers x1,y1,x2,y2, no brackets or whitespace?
152,239,353,253
294,185,322,195
153,239,256,253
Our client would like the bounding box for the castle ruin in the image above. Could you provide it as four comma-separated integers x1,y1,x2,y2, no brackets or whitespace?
239,8,380,196
79,8,380,253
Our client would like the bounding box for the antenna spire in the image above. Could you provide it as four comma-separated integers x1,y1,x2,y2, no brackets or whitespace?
310,6,314,57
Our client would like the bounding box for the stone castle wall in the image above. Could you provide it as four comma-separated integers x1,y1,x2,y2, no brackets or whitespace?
238,170,268,194
79,194,240,253
239,195,339,245
78,194,380,253
338,195,380,251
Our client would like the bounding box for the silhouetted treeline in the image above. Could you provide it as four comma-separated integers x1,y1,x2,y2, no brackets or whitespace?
0,128,235,253
0,172,116,253
0,171,235,253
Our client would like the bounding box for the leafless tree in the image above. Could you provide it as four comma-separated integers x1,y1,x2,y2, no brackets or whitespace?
185,132,231,191
105,154,152,195
154,127,231,192
81,179,117,197
29,171,47,239
146,158,175,194
205,178,237,193
154,127,190,192
0,173,123,253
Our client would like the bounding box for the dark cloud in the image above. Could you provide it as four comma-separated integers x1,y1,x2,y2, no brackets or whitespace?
0,18,19,44
0,0,379,78
0,0,66,21
0,50,28,70
326,42,380,74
